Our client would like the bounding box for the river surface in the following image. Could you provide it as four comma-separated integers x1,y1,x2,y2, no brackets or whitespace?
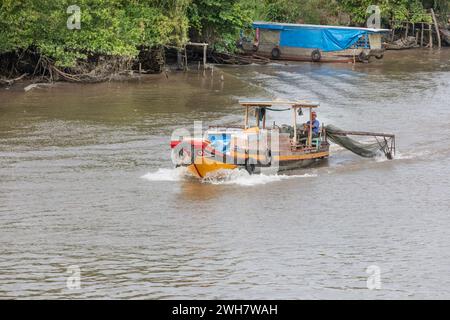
1,49,449,299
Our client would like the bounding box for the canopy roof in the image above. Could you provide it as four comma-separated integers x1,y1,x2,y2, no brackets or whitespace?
239,99,319,108
253,21,390,52
253,21,390,33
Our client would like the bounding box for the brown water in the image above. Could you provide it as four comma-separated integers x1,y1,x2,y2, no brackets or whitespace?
1,49,449,299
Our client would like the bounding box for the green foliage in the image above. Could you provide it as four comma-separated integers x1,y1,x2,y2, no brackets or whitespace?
0,0,189,67
187,0,252,52
429,0,450,23
0,0,446,69
239,0,340,25
337,0,432,26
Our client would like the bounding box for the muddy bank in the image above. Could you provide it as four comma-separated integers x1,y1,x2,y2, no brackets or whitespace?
0,47,169,87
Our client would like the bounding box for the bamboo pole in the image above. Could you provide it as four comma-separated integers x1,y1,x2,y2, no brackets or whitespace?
262,110,266,129
429,24,433,48
327,130,395,138
430,8,441,48
184,46,188,70
421,23,424,47
391,22,395,41
244,106,249,129
308,108,312,147
203,44,207,69
293,107,297,145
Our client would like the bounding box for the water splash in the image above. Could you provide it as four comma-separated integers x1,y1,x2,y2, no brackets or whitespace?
141,167,317,186
374,149,432,162
202,168,317,186
141,167,188,182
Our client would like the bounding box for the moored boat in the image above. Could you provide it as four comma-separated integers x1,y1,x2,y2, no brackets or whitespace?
239,22,390,63
440,28,450,46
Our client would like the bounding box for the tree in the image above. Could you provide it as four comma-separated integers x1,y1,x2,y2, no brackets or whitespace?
0,0,189,67
337,0,432,26
187,0,252,52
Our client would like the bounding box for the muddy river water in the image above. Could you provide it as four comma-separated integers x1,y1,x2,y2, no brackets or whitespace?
1,49,449,299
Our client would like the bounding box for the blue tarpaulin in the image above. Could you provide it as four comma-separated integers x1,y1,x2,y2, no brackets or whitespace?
279,27,368,51
208,133,231,153
253,22,388,52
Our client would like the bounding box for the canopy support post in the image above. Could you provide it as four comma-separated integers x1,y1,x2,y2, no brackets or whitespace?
308,107,312,147
293,108,297,146
244,106,249,129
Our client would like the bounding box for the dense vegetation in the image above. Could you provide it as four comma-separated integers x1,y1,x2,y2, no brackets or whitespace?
0,0,448,79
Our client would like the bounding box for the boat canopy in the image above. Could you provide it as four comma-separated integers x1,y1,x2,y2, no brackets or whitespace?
253,21,390,52
239,99,319,108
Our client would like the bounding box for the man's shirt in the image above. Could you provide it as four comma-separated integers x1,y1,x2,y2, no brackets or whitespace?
306,119,320,134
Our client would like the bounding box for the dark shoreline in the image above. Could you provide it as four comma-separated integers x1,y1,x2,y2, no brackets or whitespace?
0,67,176,92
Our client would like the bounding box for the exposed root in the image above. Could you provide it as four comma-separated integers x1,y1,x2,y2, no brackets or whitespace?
0,73,28,87
0,47,166,85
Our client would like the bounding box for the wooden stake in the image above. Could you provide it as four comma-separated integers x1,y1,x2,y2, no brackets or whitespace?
390,21,395,41
184,46,188,71
429,24,433,48
430,8,441,48
421,23,424,47
203,44,207,69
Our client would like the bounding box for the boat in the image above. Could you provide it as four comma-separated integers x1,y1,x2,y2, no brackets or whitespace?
170,99,396,179
238,21,390,63
440,28,450,46
384,36,419,50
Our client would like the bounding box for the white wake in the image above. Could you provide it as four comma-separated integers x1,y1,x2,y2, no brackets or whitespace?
141,167,317,186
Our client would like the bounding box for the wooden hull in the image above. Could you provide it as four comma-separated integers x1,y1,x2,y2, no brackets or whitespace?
441,29,450,45
186,149,329,178
187,157,238,179
248,48,384,63
176,127,330,179
241,30,385,63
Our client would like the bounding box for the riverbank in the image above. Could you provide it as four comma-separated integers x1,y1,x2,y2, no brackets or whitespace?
2,47,449,93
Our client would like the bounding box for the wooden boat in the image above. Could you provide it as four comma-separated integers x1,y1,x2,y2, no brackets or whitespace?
384,36,419,50
239,22,390,63
171,100,328,178
440,28,450,46
170,99,396,179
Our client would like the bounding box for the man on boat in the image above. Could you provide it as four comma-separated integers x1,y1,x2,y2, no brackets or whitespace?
304,111,320,137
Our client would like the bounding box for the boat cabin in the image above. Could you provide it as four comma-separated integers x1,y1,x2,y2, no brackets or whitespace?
240,21,390,62
238,99,326,150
